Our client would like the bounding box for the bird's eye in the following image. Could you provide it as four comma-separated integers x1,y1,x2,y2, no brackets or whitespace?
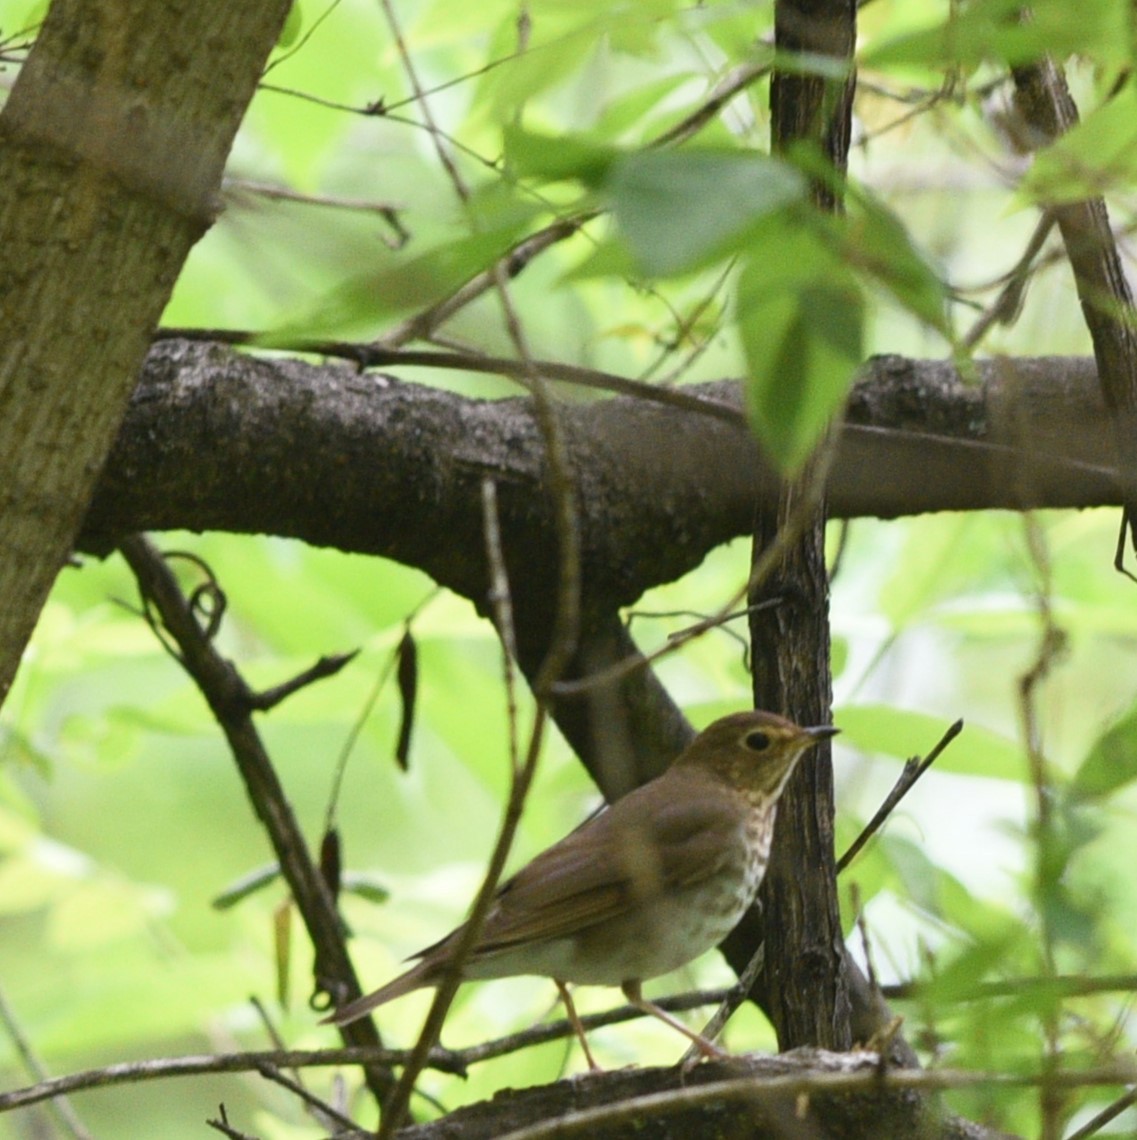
745,731,770,752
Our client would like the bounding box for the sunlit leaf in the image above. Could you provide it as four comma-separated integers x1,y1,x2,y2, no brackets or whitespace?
864,0,1130,69
838,705,1025,782
1020,88,1137,206
276,0,303,48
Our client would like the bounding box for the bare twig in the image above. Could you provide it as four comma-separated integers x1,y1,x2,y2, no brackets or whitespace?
377,218,591,349
1016,515,1068,1140
1,992,743,1116
0,982,93,1139
650,59,771,148
118,535,395,1109
222,178,408,248
962,212,1056,350
366,9,582,1128
249,651,358,711
679,945,766,1069
255,1062,359,1133
1065,1086,1137,1140
836,718,963,873
483,479,521,770
206,1104,260,1140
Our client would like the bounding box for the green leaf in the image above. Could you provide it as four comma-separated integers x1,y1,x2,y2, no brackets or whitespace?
737,245,863,475
592,73,697,141
864,0,1131,69
264,218,535,340
1020,88,1137,206
838,704,1025,782
504,126,620,186
276,0,303,48
842,190,950,333
608,150,805,276
1070,702,1137,801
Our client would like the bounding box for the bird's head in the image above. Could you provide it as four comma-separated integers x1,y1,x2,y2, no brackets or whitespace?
675,710,839,802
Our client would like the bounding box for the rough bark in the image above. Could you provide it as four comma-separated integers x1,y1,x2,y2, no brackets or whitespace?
394,1050,1015,1140
747,0,856,1051
0,0,292,705
80,343,1119,594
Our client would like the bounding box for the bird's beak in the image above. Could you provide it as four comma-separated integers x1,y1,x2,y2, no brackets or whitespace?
802,725,840,742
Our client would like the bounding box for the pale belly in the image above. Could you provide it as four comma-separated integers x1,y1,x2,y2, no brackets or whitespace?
466,809,772,986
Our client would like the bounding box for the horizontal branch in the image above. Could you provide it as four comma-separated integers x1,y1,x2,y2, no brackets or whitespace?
81,341,1119,616
398,1046,1130,1140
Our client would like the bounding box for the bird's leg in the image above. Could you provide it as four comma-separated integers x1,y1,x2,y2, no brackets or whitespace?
555,979,602,1072
621,980,729,1060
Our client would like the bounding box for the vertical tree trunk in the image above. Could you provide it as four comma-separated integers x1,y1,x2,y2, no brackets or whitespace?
745,0,856,1051
0,0,291,706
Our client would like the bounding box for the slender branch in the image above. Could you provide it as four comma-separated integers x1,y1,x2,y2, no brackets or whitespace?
836,718,963,872
0,991,738,1117
248,651,358,712
1065,1086,1137,1140
0,1046,464,1115
117,535,395,1109
0,982,93,1139
679,944,766,1068
255,1062,359,1133
1010,58,1137,574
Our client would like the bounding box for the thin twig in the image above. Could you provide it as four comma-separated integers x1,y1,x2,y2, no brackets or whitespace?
679,945,766,1069
256,1062,359,1133
206,1104,259,1140
249,651,358,712
961,212,1055,350
370,7,581,1126
483,479,521,771
118,535,395,1109
1017,514,1068,1140
0,992,740,1116
377,218,591,349
222,178,408,248
375,712,553,1139
1064,1086,1137,1140
377,0,467,201
835,719,963,873
0,982,93,1139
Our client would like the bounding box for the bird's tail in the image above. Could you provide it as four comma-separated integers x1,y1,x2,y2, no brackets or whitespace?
321,956,439,1027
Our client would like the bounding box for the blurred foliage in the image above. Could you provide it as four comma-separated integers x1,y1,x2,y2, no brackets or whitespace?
1,0,1137,1136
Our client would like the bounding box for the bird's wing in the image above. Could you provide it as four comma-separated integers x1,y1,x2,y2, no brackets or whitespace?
462,770,745,953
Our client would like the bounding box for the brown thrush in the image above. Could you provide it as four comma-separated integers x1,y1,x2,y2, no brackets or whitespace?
325,710,837,1065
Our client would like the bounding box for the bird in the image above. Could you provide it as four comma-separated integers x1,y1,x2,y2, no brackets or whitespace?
324,709,838,1067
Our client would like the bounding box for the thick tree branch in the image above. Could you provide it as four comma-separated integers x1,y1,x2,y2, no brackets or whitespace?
0,0,292,706
395,1049,1024,1140
81,342,1118,601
